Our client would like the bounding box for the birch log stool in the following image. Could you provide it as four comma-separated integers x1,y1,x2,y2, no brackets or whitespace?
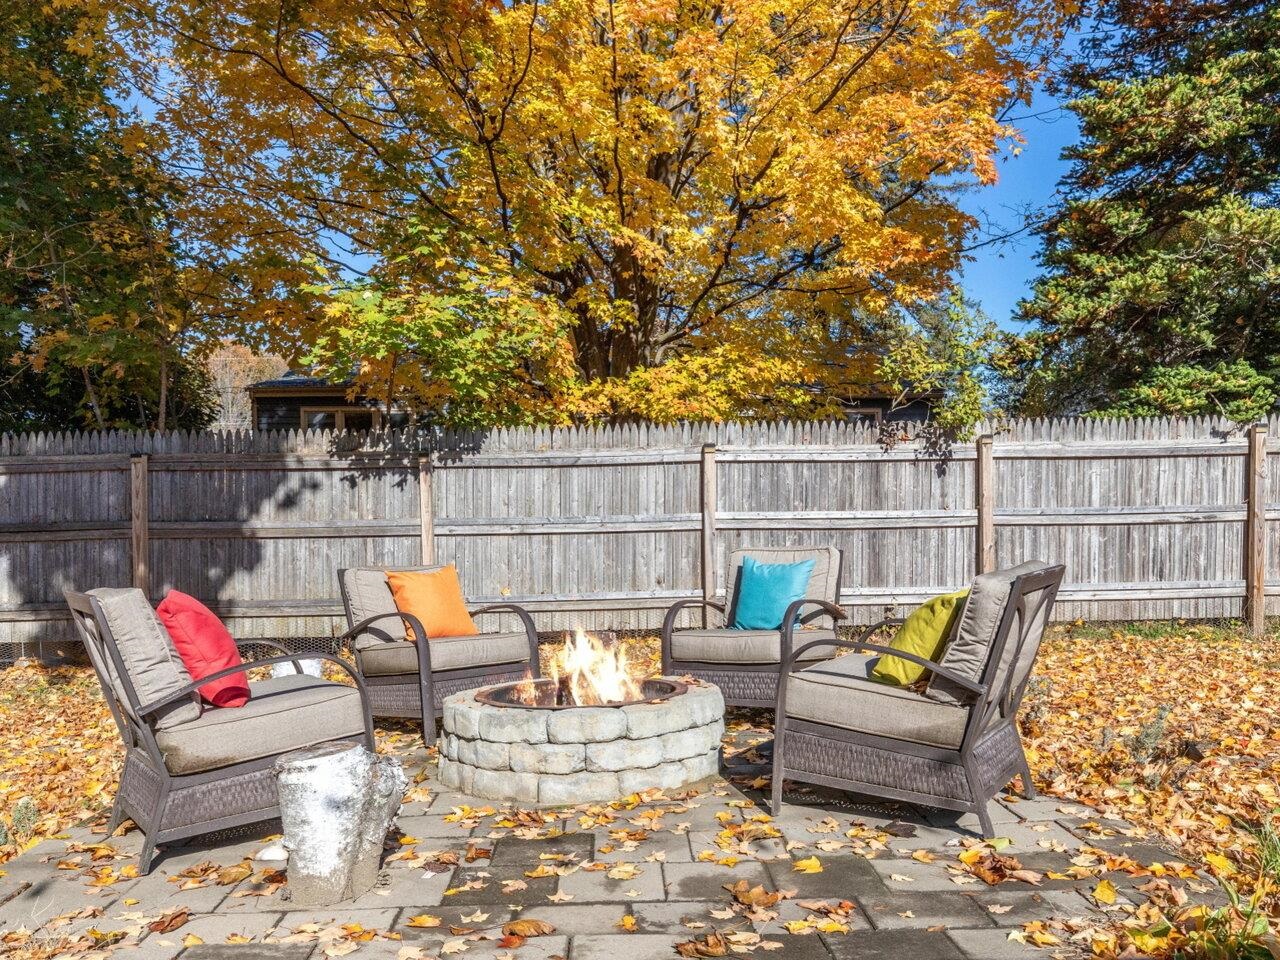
274,741,407,906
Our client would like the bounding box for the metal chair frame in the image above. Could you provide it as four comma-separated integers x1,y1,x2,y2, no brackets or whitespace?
65,589,376,875
338,570,541,742
771,565,1064,836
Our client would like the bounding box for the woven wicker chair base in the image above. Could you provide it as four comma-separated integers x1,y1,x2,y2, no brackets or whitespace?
114,744,337,871
666,665,780,708
780,721,1024,811
365,666,528,719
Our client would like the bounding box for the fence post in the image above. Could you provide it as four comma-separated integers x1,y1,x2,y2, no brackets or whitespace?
700,443,717,627
975,434,995,576
130,454,150,596
418,452,436,565
1244,422,1267,636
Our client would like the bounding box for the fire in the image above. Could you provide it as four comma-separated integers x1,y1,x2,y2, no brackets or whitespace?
551,628,643,706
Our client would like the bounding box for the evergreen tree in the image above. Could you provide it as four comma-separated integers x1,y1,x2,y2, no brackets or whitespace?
1012,0,1280,421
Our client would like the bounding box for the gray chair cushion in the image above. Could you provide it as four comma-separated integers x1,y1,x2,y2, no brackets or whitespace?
154,673,366,775
725,547,842,629
786,656,970,748
670,627,839,664
358,631,531,676
87,588,200,730
925,561,1052,706
340,566,450,650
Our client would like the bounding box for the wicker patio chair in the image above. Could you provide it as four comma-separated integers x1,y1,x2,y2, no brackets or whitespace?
771,561,1064,836
338,566,540,742
64,588,375,875
660,546,843,708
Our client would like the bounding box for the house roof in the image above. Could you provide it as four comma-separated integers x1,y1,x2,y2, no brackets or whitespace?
248,370,350,392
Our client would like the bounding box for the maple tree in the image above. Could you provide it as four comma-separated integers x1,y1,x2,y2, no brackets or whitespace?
1010,0,1280,421
0,2,212,431
121,0,1066,426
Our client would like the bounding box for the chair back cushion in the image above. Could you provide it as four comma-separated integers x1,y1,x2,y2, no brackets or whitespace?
156,590,250,707
386,566,478,639
340,566,435,650
730,556,816,629
985,564,1061,719
726,546,841,628
86,588,202,730
925,561,1059,706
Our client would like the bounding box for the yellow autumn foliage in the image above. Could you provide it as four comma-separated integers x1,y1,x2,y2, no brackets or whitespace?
121,0,1069,423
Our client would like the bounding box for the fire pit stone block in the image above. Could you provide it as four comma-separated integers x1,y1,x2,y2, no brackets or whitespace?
586,736,666,772
472,768,540,803
661,725,721,761
509,741,587,775
624,699,694,738
546,708,629,744
538,771,623,806
477,708,549,744
440,680,725,806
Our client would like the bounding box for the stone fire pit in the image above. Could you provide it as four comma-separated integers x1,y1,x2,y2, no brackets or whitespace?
438,678,725,805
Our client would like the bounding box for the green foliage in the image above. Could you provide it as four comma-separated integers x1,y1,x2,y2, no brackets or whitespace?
1100,361,1276,422
302,257,575,428
878,295,1003,437
1010,1,1280,422
0,3,211,430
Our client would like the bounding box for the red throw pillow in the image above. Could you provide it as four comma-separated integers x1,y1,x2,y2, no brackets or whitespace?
156,590,250,708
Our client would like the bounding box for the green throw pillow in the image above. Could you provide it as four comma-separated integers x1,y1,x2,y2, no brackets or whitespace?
869,589,969,686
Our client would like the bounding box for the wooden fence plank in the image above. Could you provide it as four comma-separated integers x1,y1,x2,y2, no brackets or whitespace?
419,453,435,564
130,454,150,596
976,434,995,575
700,443,717,626
1245,423,1267,635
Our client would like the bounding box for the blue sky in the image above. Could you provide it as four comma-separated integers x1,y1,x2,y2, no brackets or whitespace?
957,85,1080,331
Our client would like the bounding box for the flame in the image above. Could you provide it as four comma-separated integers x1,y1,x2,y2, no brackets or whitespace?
506,629,643,707
552,628,643,706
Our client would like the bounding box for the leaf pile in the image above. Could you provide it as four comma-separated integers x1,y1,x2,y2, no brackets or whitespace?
0,663,120,860
1024,622,1280,903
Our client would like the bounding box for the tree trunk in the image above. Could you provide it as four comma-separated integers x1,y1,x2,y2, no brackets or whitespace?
348,753,408,896
157,356,168,432
81,367,105,430
274,741,405,906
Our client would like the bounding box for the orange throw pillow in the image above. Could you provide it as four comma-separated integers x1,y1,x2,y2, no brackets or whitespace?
385,567,478,640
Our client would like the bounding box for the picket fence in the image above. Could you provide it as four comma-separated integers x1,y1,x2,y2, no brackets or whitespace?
1,415,1276,661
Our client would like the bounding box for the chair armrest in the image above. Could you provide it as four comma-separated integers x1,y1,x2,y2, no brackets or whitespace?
780,598,848,664
661,598,728,669
136,653,368,718
337,611,428,645
469,603,540,675
783,637,986,696
850,641,987,696
662,598,726,638
851,618,905,642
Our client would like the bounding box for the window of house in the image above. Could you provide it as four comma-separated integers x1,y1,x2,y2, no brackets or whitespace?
843,406,883,425
300,407,382,431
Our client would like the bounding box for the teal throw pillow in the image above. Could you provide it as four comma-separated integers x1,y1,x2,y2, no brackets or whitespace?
731,556,817,630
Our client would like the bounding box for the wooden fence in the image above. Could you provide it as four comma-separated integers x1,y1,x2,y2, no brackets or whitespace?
2,415,1277,661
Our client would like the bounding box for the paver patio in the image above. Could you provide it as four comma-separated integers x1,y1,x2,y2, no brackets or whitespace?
0,723,1222,960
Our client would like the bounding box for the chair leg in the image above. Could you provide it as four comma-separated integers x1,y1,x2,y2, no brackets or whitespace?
770,727,785,814
105,794,125,836
137,833,158,876
1016,749,1038,799
975,802,995,839
962,758,995,838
